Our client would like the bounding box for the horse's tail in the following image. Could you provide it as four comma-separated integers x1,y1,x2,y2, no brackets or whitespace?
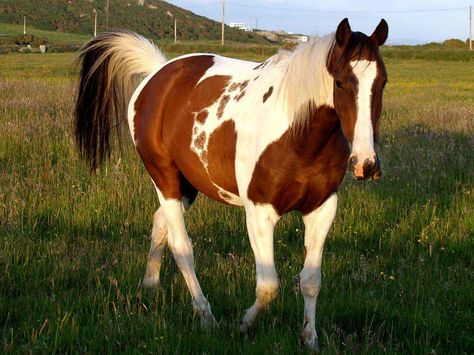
74,30,166,172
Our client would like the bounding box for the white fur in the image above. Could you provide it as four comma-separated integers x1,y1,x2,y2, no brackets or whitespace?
351,60,377,163
155,189,217,328
240,203,280,330
278,33,336,128
300,193,338,350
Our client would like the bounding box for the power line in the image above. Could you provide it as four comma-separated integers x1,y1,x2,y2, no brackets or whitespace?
225,2,468,15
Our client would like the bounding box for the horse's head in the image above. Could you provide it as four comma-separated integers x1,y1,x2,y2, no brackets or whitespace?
327,18,388,180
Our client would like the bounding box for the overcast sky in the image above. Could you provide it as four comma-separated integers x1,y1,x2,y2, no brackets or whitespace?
166,0,471,44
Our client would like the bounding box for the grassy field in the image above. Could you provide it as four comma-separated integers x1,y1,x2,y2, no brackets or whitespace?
0,47,473,354
0,23,92,45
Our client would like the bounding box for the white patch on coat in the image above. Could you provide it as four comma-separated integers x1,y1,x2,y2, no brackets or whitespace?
350,60,377,162
189,55,290,206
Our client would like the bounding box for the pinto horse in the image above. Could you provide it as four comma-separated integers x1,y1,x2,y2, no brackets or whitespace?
75,18,388,349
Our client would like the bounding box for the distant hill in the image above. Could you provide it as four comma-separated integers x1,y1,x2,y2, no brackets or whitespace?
0,0,269,43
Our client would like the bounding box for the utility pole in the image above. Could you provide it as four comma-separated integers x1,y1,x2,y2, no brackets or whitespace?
174,18,177,44
23,16,26,34
105,0,110,31
221,0,225,46
470,5,472,51
93,9,97,37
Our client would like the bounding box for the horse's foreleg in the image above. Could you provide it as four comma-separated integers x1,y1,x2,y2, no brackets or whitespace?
143,208,168,288
158,194,217,329
299,193,338,351
240,205,279,331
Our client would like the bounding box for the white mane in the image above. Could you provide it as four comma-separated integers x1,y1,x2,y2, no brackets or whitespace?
277,33,336,129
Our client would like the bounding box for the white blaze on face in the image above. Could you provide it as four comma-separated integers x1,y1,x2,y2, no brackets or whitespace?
350,60,377,170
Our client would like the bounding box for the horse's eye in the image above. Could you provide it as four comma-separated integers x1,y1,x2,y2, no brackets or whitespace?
335,80,343,89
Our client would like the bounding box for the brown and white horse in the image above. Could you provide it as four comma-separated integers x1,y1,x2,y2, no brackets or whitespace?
75,18,388,350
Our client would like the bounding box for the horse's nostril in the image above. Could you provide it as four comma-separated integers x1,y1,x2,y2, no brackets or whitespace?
348,156,357,171
362,158,376,177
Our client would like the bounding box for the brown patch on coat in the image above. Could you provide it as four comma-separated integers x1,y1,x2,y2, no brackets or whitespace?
239,80,249,91
253,75,259,81
253,61,268,70
217,94,230,119
220,191,232,200
207,120,239,196
194,132,206,150
133,55,234,203
262,86,273,103
228,82,240,92
196,110,208,124
234,90,246,102
247,105,350,215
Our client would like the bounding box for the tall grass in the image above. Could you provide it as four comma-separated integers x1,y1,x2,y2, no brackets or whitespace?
0,51,473,353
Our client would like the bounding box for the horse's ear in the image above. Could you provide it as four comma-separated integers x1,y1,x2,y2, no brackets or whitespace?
336,18,351,47
371,19,389,46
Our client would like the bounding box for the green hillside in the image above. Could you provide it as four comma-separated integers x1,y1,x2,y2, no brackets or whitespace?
0,0,268,43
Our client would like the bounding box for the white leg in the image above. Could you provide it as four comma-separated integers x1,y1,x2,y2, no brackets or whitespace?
158,193,217,329
300,193,338,350
143,207,168,288
240,204,280,331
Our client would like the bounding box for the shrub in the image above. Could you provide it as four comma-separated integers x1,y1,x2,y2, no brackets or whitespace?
443,39,466,48
14,34,50,46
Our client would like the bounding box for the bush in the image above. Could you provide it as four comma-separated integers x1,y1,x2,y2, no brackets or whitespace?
443,38,466,48
13,34,50,46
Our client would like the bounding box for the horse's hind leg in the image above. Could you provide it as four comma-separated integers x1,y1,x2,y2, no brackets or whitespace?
153,188,216,328
143,189,197,288
143,207,168,288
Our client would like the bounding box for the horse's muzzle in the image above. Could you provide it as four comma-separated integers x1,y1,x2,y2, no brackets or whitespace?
348,155,382,180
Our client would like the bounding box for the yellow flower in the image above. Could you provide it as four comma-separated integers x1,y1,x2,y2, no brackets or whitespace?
389,275,395,280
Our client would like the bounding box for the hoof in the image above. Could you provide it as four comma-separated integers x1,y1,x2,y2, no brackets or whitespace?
239,317,251,332
239,309,256,332
200,312,218,330
142,273,160,288
300,330,319,352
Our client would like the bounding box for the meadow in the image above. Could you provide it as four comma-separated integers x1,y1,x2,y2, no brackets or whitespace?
0,46,473,353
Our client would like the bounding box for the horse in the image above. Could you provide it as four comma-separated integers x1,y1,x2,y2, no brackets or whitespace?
74,18,388,350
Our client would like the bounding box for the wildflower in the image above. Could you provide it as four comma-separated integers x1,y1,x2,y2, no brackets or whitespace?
389,275,395,281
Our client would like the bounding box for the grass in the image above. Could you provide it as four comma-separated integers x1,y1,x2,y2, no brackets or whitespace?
0,48,473,354
0,23,92,45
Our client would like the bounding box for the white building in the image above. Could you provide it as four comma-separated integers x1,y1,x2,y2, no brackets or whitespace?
299,35,309,43
229,22,253,32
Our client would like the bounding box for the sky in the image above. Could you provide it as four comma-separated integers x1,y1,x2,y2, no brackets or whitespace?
166,0,472,44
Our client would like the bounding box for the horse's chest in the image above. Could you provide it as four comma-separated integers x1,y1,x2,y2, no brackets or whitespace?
247,129,349,215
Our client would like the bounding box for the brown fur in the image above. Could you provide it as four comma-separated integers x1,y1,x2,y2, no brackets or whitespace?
247,106,349,215
263,86,273,103
327,31,387,144
207,120,239,196
217,95,230,119
196,110,209,124
133,55,235,203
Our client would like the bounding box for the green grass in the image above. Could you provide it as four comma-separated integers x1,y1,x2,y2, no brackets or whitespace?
0,23,92,45
0,49,473,354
